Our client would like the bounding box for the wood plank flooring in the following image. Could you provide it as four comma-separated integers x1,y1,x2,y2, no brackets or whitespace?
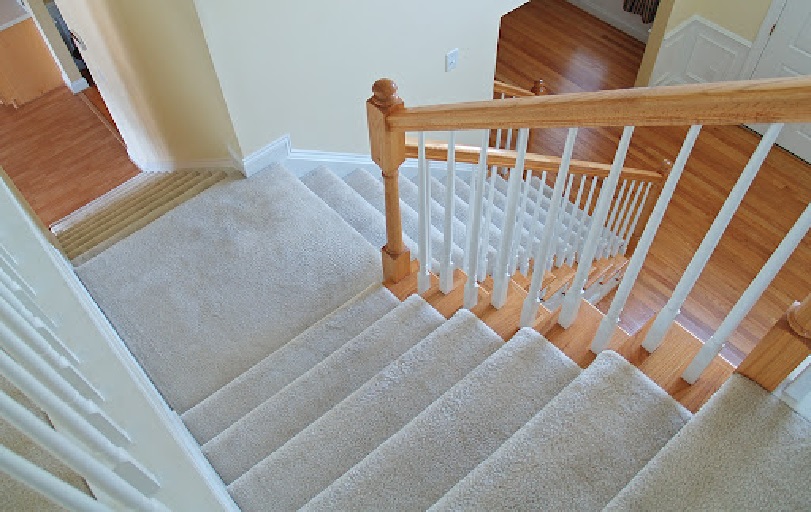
0,87,138,226
496,0,811,366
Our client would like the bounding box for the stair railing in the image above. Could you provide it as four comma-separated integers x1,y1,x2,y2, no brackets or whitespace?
367,75,811,382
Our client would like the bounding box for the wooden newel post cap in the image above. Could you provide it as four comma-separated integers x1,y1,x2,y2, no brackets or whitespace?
531,79,550,96
370,79,403,109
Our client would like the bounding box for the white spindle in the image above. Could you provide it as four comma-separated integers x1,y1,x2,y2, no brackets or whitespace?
591,125,702,353
618,182,651,256
0,443,110,512
509,170,534,275
683,200,811,383
784,362,811,407
572,176,599,266
601,180,629,259
476,172,497,282
520,128,578,327
0,389,167,511
559,126,635,327
440,132,457,293
0,295,101,403
491,128,530,309
562,175,586,266
554,175,576,266
521,170,548,276
416,132,431,293
0,314,131,447
464,131,491,308
0,272,77,365
608,180,637,257
642,123,784,351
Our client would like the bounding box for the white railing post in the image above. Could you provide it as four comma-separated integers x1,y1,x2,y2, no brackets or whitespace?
570,176,598,267
618,182,651,256
520,128,578,327
562,175,586,266
559,126,635,327
601,179,628,259
509,170,534,274
642,123,784,351
416,132,431,293
0,348,160,496
783,362,811,408
440,132,457,293
0,390,168,512
607,180,636,257
476,172,497,282
683,200,811,383
491,128,529,308
464,131,490,308
591,125,702,352
521,170,548,276
554,175,576,266
0,443,111,512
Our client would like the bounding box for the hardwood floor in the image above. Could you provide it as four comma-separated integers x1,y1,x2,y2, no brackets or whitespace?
496,0,811,365
0,87,138,226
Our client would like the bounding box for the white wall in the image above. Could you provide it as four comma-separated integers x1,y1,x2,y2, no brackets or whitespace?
194,0,526,157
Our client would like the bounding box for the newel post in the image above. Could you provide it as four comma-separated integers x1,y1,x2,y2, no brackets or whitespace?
737,292,811,391
531,79,550,96
367,79,410,283
626,158,672,255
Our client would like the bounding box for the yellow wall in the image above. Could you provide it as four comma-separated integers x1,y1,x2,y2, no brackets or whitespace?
636,0,676,86
194,0,526,156
666,0,771,41
54,0,240,166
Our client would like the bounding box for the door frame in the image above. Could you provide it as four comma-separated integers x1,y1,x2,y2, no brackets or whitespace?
738,0,789,80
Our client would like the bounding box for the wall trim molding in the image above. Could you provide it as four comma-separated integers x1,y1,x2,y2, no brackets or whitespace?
650,15,752,87
0,12,30,32
239,135,291,177
131,154,239,174
567,0,650,42
67,76,89,94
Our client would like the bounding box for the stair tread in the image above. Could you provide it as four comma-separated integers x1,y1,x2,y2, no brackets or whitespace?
230,310,502,511
606,374,811,511
301,166,415,252
201,295,444,484
431,351,691,511
181,283,399,445
304,328,580,511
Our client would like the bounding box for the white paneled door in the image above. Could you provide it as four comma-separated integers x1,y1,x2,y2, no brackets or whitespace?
751,0,811,163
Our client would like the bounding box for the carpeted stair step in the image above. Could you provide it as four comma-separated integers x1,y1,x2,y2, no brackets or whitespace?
305,328,581,511
605,374,811,511
181,283,399,444
345,168,454,267
431,351,692,511
76,164,381,413
229,310,502,511
201,294,445,484
300,166,416,253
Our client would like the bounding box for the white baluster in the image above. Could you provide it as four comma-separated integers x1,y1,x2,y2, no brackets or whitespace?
601,179,629,259
476,172,497,282
0,442,111,511
553,174,575,266
0,295,100,402
643,123,784,352
0,348,152,489
683,200,811,383
464,131,491,308
559,126,635,327
520,128,579,327
573,176,599,266
502,129,514,177
491,128,530,309
591,125,702,353
509,170,534,275
784,362,811,407
564,175,587,266
521,170,548,277
608,180,637,257
0,315,131,447
0,389,167,511
416,133,431,293
617,182,651,256
440,132,457,293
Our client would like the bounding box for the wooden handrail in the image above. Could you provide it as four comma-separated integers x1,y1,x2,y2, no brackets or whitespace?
403,140,666,183
387,76,811,131
493,79,539,98
738,292,811,391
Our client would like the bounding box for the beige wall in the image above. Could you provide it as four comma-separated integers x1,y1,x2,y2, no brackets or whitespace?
194,0,526,156
54,0,240,167
636,0,676,86
666,0,771,41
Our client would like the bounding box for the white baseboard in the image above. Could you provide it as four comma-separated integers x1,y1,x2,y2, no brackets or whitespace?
0,13,30,32
650,15,752,87
567,0,650,42
67,76,89,94
239,135,291,177
285,148,376,178
131,155,239,174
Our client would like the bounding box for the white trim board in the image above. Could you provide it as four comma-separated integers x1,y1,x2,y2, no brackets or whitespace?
130,151,240,174
567,0,651,42
650,15,752,87
67,76,89,94
738,0,788,80
0,12,30,31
